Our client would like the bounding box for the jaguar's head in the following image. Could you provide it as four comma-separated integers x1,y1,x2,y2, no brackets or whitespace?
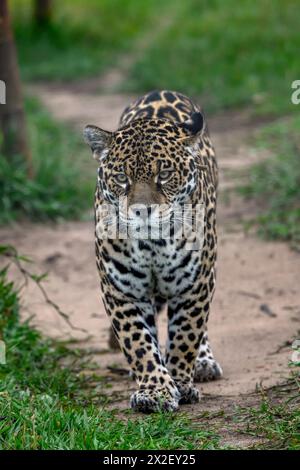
84,113,205,230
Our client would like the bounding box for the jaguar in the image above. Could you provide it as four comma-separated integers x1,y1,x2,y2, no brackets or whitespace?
83,90,222,413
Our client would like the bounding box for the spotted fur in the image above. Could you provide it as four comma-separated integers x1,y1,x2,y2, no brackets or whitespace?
84,90,222,413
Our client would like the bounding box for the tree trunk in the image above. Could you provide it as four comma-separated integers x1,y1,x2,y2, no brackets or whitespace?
34,0,53,26
0,0,32,176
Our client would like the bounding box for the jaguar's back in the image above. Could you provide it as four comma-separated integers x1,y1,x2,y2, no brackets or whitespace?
120,90,199,126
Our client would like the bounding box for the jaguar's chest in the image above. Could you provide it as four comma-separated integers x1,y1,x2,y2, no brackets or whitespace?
100,238,201,299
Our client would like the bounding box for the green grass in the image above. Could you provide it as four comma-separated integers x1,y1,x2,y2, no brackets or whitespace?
1,396,220,450
238,116,300,245
125,0,299,115
234,345,300,450
0,98,94,222
11,0,170,81
237,391,300,450
0,247,221,450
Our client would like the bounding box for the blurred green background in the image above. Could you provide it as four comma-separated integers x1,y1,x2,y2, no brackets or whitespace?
1,0,299,241
12,0,299,115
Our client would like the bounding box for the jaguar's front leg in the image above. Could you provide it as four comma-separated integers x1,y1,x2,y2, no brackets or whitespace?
166,295,208,405
104,294,180,413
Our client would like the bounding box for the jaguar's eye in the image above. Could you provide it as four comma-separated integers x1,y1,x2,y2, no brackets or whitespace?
115,173,128,185
159,170,173,182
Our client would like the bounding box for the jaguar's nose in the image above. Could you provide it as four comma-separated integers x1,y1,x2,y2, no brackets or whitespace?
128,205,150,222
128,182,162,206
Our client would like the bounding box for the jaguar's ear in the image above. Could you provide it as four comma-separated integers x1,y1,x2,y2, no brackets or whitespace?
180,111,205,143
83,125,113,162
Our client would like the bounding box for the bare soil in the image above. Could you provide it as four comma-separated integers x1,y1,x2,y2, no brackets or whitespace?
2,85,299,448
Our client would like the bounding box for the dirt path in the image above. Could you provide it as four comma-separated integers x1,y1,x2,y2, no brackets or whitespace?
2,83,299,446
